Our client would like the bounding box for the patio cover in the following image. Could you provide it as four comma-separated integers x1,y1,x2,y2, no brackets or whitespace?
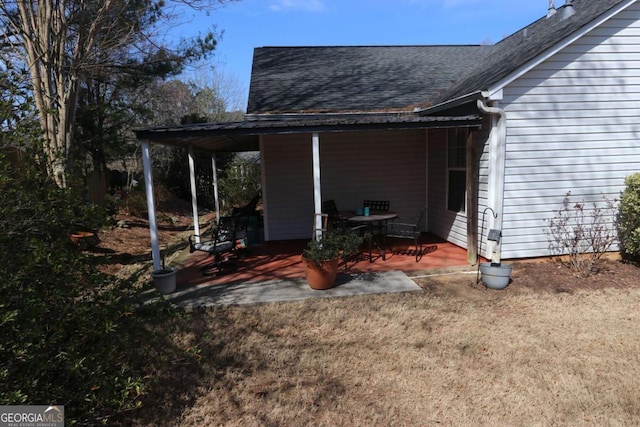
134,113,483,271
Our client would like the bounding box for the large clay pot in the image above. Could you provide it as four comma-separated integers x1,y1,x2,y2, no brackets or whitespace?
301,256,340,290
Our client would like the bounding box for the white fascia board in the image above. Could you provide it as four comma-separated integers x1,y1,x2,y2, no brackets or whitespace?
488,0,637,96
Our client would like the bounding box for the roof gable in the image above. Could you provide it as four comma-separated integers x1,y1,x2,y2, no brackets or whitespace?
437,0,632,102
247,45,494,114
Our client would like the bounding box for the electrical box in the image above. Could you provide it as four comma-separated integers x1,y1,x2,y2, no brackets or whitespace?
487,229,502,243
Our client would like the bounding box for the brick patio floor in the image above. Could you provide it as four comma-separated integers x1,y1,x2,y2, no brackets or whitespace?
175,234,472,290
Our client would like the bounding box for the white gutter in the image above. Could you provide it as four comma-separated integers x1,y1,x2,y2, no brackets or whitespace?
415,91,484,116
476,98,506,262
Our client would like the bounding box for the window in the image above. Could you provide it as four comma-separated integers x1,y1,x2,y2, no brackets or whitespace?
447,128,467,213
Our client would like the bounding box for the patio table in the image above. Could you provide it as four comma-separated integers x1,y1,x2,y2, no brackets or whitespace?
346,211,398,262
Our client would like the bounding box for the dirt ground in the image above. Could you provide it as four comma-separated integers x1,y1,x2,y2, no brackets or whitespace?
92,199,215,276
93,202,640,292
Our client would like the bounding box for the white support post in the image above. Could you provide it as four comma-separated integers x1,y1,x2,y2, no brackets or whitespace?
141,141,161,271
188,145,200,243
211,154,220,225
312,132,323,241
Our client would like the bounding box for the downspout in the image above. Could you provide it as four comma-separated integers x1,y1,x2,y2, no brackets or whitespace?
476,98,506,262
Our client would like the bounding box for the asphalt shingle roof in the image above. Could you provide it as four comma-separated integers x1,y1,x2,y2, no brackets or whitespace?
439,0,629,103
247,0,630,114
247,45,495,114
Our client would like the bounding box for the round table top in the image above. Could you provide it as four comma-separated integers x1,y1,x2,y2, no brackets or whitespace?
346,211,398,222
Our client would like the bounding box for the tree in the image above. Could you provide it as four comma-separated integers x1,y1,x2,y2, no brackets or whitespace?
0,0,237,188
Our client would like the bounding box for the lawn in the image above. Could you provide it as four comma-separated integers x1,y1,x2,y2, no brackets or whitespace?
129,261,640,426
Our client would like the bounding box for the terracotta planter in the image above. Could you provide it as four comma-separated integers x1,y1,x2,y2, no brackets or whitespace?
301,256,340,290
152,267,177,294
69,231,98,249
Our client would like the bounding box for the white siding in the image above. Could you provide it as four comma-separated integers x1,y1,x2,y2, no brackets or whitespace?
428,129,467,248
262,134,314,240
262,130,428,241
500,3,640,259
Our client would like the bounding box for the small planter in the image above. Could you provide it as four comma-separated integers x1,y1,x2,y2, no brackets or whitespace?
301,256,340,290
69,231,98,249
152,267,177,294
479,262,512,290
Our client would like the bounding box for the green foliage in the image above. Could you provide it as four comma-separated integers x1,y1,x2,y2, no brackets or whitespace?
219,155,262,211
0,150,181,424
302,229,364,268
546,192,618,277
617,173,640,262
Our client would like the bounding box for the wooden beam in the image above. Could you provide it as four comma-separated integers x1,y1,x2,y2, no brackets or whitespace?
466,129,479,265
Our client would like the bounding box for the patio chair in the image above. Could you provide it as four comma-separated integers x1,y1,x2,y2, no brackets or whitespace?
231,193,261,251
386,208,426,262
189,216,238,276
362,199,391,247
322,199,348,230
363,199,390,212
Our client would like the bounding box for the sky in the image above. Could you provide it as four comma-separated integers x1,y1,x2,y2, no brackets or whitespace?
173,0,556,109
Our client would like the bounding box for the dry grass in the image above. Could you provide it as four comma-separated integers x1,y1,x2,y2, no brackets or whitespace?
132,271,640,426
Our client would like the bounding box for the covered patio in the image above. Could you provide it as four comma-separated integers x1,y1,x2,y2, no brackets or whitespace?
134,113,483,276
135,231,474,307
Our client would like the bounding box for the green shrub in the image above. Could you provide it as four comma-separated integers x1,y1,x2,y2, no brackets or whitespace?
617,173,640,262
219,155,261,212
0,151,180,424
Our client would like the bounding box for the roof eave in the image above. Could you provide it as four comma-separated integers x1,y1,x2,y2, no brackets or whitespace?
416,91,487,116
487,0,636,97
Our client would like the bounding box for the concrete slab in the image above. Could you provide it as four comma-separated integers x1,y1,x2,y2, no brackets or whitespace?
143,270,422,309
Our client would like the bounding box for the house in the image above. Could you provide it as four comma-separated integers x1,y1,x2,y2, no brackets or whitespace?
135,0,640,269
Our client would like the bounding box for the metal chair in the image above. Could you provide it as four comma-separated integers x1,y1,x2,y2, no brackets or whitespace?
386,208,426,262
189,217,238,275
362,199,391,250
322,199,348,230
363,200,390,212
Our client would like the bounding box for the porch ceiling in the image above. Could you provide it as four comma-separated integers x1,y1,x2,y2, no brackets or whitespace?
134,113,482,152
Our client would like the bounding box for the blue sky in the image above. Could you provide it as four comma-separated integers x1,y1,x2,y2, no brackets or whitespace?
174,0,554,109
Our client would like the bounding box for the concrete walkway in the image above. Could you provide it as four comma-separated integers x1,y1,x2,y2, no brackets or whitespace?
143,270,422,309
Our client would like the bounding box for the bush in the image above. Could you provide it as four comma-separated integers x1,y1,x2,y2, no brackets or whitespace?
0,151,181,424
546,192,618,277
219,155,261,211
617,173,640,262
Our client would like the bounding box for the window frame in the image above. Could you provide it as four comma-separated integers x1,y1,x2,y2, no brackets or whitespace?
446,128,467,214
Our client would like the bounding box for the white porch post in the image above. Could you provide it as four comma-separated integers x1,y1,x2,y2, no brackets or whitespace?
188,145,200,243
141,140,161,271
211,154,220,225
312,132,323,241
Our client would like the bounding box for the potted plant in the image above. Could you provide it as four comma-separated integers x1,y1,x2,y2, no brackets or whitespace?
301,229,364,290
151,256,177,294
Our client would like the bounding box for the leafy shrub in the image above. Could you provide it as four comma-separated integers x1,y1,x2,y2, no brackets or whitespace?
0,150,181,424
617,173,640,262
546,192,618,277
219,155,261,212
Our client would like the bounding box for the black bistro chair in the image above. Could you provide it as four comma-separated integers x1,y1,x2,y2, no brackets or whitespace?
362,199,391,249
386,208,426,262
322,199,348,230
189,217,238,276
363,200,390,212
